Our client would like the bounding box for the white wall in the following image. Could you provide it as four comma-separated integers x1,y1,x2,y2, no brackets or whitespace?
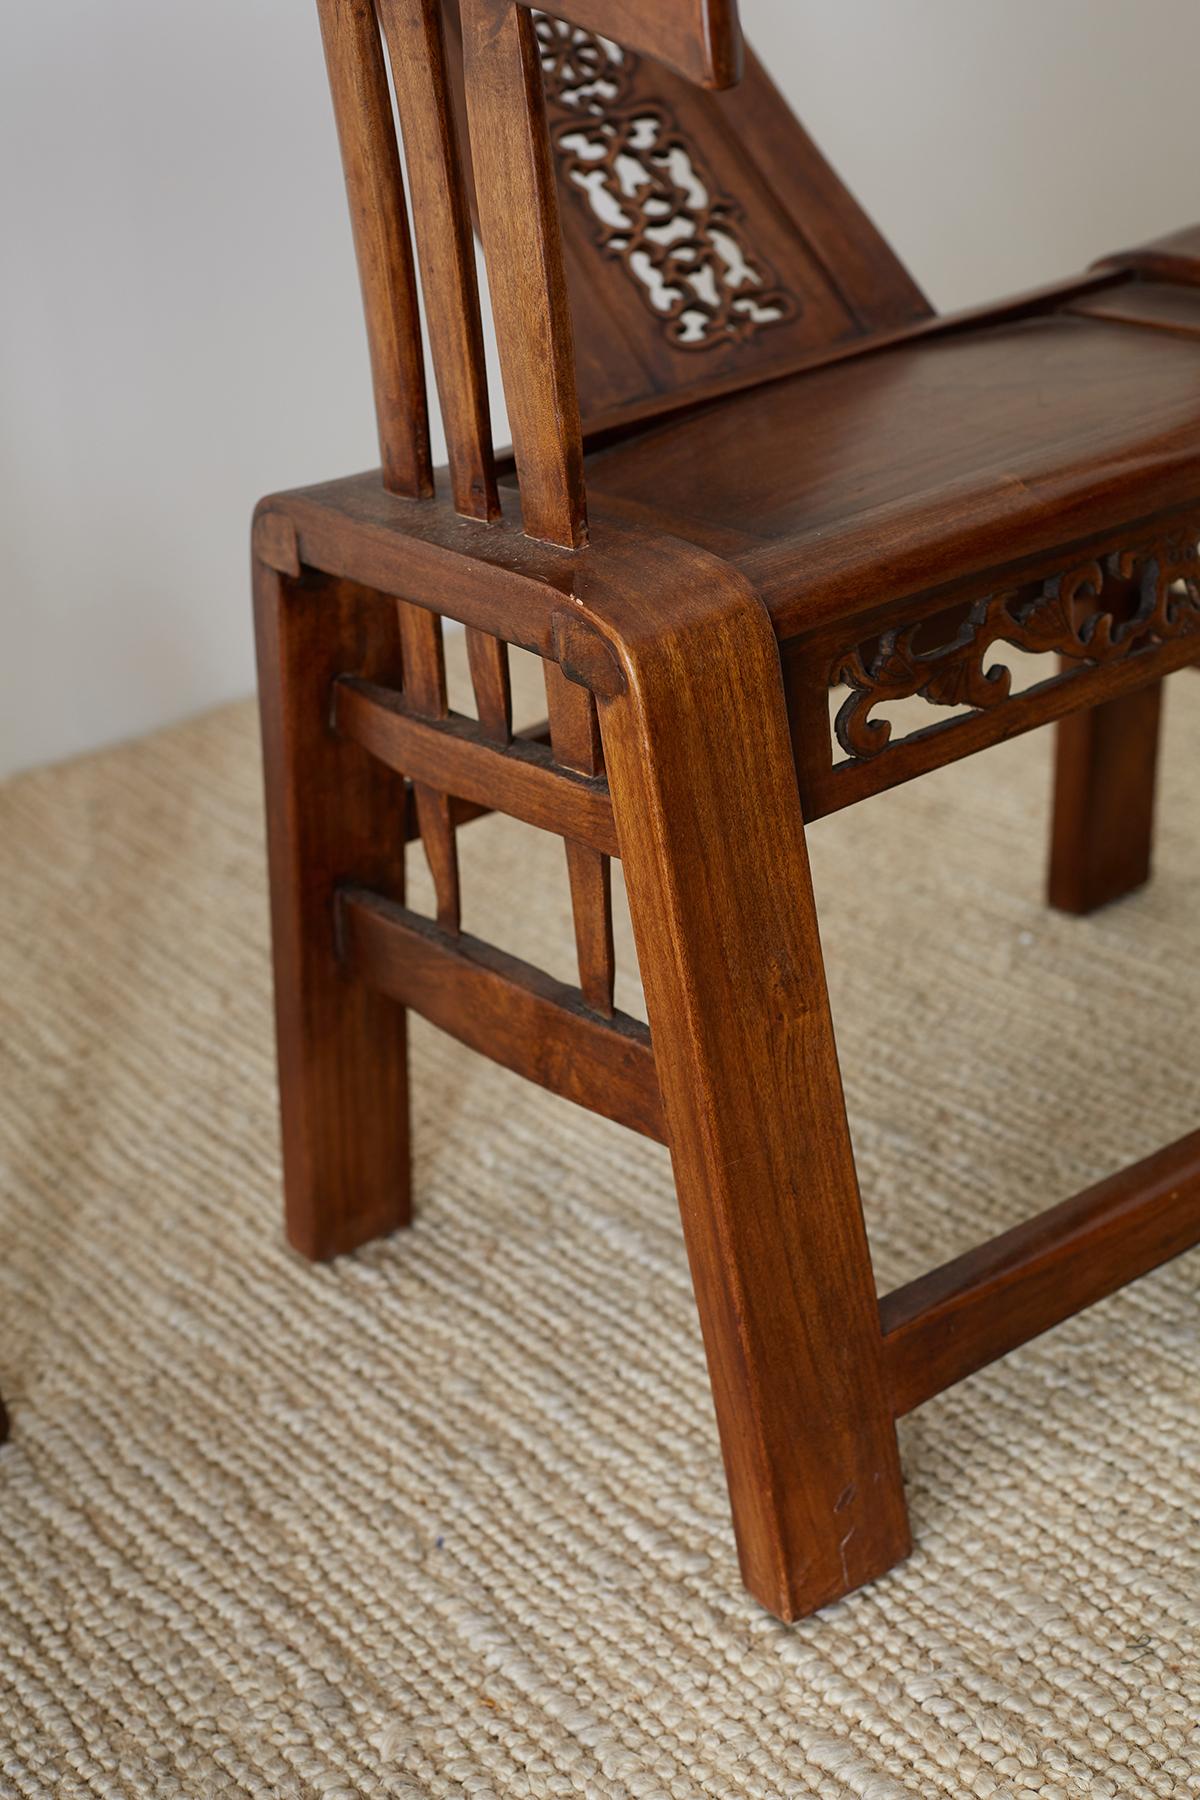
2,1,1198,776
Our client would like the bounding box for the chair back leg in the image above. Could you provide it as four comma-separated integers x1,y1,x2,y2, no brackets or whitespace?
254,527,413,1261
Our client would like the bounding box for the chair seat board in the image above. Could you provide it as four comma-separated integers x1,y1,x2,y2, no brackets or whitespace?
581,310,1200,629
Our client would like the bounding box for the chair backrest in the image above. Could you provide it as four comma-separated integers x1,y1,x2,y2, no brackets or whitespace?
317,0,930,548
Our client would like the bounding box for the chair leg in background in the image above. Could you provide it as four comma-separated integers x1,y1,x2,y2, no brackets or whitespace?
1048,680,1163,916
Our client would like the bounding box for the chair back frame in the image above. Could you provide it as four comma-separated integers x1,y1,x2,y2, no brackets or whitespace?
317,0,931,545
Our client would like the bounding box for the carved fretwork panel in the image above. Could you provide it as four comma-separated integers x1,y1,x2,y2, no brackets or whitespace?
532,11,796,353
831,518,1200,763
436,0,928,424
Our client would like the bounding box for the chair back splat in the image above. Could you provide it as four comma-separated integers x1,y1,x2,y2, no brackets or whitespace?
318,0,932,545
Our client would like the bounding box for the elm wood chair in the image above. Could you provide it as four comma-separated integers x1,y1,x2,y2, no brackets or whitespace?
253,0,1200,1620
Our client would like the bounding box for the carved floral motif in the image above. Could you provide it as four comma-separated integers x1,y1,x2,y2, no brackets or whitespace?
531,11,795,351
832,522,1200,760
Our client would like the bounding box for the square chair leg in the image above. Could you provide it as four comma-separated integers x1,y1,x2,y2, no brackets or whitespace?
1048,679,1163,915
254,545,413,1261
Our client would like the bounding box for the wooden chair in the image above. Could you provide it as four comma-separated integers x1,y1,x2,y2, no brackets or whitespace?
254,0,1200,1619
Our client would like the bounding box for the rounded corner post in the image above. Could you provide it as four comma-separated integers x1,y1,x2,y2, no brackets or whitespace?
575,535,911,1617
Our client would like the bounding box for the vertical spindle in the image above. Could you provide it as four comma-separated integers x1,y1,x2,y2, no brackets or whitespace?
465,628,513,742
398,602,461,931
317,0,433,497
460,0,587,547
545,662,615,1014
375,0,501,520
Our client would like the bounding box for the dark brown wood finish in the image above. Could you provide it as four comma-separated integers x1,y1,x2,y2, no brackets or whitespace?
582,318,1200,629
253,545,413,1261
460,0,587,546
254,3,1200,1620
1095,224,1200,287
333,674,620,853
544,661,615,1014
439,5,932,434
569,539,910,1620
781,503,1200,822
1048,678,1164,915
376,0,500,518
340,886,664,1137
465,628,514,739
881,1130,1200,1417
317,0,432,497
548,0,740,87
397,601,462,930
1067,279,1200,339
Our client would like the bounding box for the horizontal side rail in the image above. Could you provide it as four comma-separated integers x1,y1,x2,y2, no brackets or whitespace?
399,721,550,838
880,1129,1200,1416
338,887,665,1141
334,676,619,856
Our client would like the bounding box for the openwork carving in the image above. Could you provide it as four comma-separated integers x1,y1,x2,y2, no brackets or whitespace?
532,11,796,351
533,11,635,110
833,521,1200,760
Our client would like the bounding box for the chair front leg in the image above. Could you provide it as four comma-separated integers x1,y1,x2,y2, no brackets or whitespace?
253,512,412,1261
563,542,911,1621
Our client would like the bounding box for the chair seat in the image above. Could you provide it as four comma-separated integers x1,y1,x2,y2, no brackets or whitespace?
582,303,1200,639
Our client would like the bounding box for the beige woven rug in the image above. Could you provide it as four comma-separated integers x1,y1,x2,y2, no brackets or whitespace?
1,648,1198,1798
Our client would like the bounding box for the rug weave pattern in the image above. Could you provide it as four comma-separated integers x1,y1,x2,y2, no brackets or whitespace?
1,662,1198,1798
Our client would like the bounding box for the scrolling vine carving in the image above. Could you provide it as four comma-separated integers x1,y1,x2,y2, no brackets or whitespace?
532,11,795,351
832,521,1200,760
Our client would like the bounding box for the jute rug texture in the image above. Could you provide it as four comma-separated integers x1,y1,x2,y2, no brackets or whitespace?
1,651,1198,1798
